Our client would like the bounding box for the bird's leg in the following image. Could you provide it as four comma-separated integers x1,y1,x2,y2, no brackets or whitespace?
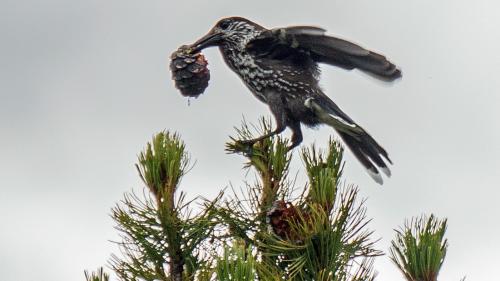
238,93,287,147
235,123,285,157
237,120,286,146
287,121,303,151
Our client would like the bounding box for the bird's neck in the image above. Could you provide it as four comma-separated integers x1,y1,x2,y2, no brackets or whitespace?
220,47,274,91
217,28,265,72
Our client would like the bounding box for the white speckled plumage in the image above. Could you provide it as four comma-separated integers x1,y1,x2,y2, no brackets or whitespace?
191,16,400,184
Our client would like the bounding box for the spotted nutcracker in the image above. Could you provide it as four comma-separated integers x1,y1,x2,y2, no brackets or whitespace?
189,17,401,184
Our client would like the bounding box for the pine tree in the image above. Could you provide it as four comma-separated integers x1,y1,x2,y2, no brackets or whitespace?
84,118,456,280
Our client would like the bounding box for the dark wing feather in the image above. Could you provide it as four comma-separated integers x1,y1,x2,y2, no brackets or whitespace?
247,26,401,81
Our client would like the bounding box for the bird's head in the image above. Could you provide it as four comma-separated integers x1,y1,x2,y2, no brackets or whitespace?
191,17,264,52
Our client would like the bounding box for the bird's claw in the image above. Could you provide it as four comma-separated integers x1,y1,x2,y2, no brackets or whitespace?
236,139,256,146
235,139,256,156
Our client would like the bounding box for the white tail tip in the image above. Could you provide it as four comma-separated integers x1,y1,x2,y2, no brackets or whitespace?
367,169,383,185
382,167,391,177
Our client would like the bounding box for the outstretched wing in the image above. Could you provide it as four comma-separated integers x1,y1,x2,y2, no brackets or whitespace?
246,26,401,81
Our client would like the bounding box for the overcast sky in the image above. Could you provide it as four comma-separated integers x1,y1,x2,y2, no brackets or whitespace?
1,0,499,280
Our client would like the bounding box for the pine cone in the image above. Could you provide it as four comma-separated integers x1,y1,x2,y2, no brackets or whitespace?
267,200,306,241
170,45,210,98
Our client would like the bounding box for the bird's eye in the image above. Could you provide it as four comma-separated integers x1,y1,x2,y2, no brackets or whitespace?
219,20,230,30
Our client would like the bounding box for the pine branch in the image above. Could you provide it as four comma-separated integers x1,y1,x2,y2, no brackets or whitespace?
226,117,292,227
110,132,221,281
94,118,445,281
224,118,380,281
257,138,380,281
301,139,344,213
389,214,448,281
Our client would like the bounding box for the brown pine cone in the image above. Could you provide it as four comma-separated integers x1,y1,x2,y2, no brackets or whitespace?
267,200,306,242
170,45,210,98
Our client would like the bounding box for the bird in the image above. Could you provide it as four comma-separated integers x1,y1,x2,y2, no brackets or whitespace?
190,17,401,184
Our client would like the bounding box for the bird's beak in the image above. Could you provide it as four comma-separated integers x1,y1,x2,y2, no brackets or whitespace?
191,30,223,52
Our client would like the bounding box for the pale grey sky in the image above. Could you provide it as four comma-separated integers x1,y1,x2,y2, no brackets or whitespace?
1,0,499,280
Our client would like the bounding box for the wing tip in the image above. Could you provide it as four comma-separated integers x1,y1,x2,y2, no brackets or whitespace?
389,68,403,80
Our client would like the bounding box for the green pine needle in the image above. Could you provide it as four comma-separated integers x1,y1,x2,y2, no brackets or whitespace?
103,120,454,281
301,139,344,212
389,214,448,281
259,185,380,281
84,267,109,281
110,131,223,281
226,117,293,221
214,241,258,281
136,131,190,208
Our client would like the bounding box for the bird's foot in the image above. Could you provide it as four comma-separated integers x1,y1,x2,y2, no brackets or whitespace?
235,139,257,156
236,139,257,146
285,141,301,152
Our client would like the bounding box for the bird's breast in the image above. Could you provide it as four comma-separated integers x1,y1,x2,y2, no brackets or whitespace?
221,49,318,102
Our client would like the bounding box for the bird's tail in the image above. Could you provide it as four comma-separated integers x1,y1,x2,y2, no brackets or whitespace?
336,130,392,184
305,97,392,184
